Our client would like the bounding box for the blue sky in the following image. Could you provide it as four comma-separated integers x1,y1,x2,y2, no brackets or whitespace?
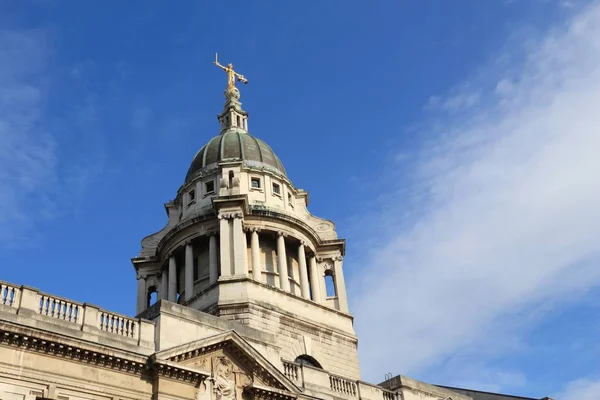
1,1,599,399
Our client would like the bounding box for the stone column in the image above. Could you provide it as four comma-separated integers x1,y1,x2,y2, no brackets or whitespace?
136,275,146,314
185,242,194,301
219,214,232,276
298,242,310,299
209,234,218,284
309,256,323,303
277,232,290,292
232,213,248,276
251,228,262,282
333,256,349,313
160,270,168,300
168,255,177,302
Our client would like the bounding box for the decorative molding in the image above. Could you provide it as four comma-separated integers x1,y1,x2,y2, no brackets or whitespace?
0,328,146,376
219,212,244,220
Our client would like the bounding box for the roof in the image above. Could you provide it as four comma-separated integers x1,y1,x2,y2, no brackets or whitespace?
435,385,551,400
185,130,287,182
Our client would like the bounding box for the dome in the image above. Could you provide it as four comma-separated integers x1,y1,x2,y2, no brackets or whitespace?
185,130,287,182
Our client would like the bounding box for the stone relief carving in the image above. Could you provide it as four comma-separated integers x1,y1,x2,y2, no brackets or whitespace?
183,352,253,400
315,223,330,232
213,356,236,400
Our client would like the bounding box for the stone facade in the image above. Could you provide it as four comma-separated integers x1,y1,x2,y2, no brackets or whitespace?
0,83,551,400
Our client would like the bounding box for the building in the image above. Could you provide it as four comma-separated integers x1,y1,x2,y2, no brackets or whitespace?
0,69,551,400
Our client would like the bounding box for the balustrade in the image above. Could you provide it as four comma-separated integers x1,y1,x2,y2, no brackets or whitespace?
0,280,150,347
330,375,357,397
39,294,81,323
283,361,299,381
382,390,395,400
99,310,138,339
0,281,19,307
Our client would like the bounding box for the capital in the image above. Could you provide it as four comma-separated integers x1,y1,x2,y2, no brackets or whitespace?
277,231,288,238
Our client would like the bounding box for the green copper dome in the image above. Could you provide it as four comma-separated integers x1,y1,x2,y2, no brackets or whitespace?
185,130,287,183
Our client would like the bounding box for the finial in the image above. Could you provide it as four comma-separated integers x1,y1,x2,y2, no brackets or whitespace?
214,53,248,90
215,53,250,134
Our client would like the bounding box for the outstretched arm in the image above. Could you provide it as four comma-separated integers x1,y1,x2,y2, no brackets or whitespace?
214,53,227,71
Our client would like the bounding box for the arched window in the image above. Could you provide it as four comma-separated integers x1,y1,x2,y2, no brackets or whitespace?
325,270,336,297
229,171,234,188
294,355,322,369
147,286,158,307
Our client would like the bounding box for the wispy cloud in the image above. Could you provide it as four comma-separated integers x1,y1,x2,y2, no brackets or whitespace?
559,377,600,400
0,29,103,247
350,2,600,392
0,29,59,246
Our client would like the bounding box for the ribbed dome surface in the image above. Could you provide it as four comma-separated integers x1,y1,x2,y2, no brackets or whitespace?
185,130,287,182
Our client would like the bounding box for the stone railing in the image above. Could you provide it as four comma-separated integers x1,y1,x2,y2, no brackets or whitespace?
330,374,358,397
381,390,395,400
0,282,20,307
39,293,81,323
283,360,300,381
282,360,394,400
98,310,138,338
0,280,154,349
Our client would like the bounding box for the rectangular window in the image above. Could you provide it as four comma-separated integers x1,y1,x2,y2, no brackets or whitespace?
288,193,293,206
205,180,215,194
272,182,281,195
251,177,261,189
189,189,196,203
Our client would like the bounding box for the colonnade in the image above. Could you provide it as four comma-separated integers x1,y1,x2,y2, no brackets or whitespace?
137,214,348,313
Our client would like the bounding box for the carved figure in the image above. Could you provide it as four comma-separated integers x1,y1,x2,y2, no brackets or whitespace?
213,356,235,400
214,53,248,89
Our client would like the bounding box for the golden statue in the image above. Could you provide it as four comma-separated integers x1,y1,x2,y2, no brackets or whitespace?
214,53,248,89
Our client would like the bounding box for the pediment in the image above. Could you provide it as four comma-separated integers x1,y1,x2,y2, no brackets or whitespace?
153,330,298,396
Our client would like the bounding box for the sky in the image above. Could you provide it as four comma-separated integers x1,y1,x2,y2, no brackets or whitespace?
1,1,599,399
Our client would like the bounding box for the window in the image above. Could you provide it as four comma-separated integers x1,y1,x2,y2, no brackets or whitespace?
294,355,322,369
205,180,215,194
325,271,336,297
272,182,281,195
288,193,293,205
229,171,234,188
188,189,196,203
147,286,158,308
251,177,261,189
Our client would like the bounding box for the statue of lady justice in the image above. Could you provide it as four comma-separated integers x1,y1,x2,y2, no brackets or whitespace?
214,53,248,89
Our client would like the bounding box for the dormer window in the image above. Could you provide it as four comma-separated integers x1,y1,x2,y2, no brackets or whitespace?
251,177,261,189
272,182,281,196
205,180,215,194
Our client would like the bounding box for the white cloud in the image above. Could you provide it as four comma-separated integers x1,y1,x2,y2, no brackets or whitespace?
350,1,600,388
0,30,59,246
0,29,103,247
559,377,600,400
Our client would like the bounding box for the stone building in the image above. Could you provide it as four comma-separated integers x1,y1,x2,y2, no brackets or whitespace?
0,80,551,400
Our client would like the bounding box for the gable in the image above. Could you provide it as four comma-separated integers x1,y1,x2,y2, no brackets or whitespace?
154,331,297,395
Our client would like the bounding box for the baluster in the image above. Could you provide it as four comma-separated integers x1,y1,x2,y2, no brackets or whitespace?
51,299,57,317
99,312,105,331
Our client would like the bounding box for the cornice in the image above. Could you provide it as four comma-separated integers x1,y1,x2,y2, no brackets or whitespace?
0,325,147,376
